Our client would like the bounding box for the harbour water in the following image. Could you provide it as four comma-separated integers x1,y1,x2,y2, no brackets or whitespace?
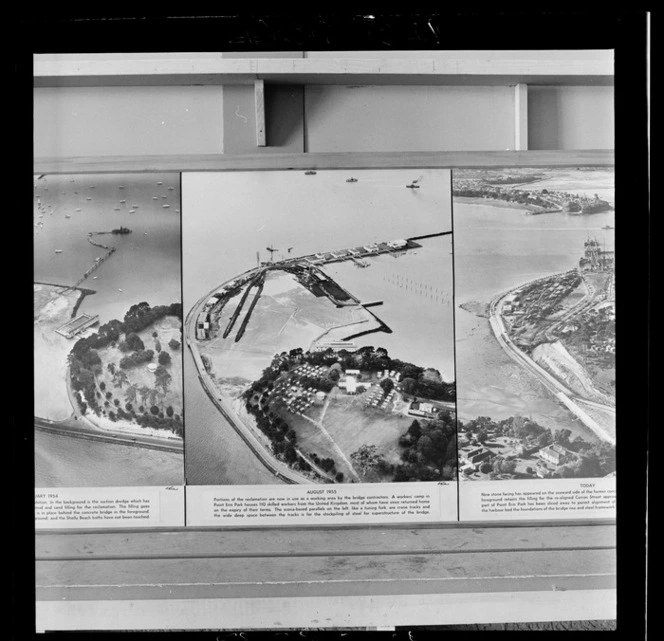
34,172,184,486
323,235,454,381
453,190,615,440
34,173,181,323
35,430,183,487
182,169,454,484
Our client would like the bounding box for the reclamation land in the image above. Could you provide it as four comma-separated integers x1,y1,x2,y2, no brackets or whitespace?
187,234,457,485
458,238,616,482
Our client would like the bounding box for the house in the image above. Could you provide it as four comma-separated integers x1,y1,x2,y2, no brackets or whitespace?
538,443,574,466
460,447,493,468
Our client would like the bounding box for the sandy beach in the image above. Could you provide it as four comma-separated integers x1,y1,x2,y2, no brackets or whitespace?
34,284,85,420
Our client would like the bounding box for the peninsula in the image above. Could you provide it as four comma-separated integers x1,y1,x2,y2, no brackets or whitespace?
186,234,456,484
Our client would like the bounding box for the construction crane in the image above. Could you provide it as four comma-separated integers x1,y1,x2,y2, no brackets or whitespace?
266,245,279,262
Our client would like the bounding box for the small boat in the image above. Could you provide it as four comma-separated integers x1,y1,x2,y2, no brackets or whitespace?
86,197,92,200
93,276,98,280
144,232,148,235
152,196,158,200
346,177,358,183
175,209,180,213
162,204,170,208
157,181,163,186
406,184,420,189
75,208,81,212
129,210,135,214
120,200,126,203
64,214,71,218
114,207,120,211
168,187,174,191
119,185,125,189
304,170,317,176
602,225,614,230
162,195,167,199
55,249,63,254
118,288,123,292
131,205,139,208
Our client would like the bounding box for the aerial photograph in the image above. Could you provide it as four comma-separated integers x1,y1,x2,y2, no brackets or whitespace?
34,173,184,487
452,167,616,481
183,169,457,485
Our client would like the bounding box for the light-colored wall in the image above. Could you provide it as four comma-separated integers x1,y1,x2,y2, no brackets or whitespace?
304,85,516,152
33,82,615,157
528,86,614,150
34,86,224,157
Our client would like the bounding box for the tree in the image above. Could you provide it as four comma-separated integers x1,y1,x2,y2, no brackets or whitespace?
125,332,145,352
138,385,151,406
407,420,422,440
155,365,172,397
125,383,138,405
401,377,416,395
350,444,384,476
155,340,162,353
158,351,171,366
379,377,394,395
476,427,489,444
113,369,129,389
168,338,181,350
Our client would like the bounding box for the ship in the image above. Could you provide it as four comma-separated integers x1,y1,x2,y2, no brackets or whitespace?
602,225,614,230
346,177,358,183
305,170,317,176
406,184,420,189
111,226,132,234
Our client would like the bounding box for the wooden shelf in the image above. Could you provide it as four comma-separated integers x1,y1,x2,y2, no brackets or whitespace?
35,522,615,629
33,52,614,87
34,150,615,175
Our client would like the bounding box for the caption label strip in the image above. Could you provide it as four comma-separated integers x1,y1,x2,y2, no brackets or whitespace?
35,486,185,529
459,477,616,521
188,482,458,526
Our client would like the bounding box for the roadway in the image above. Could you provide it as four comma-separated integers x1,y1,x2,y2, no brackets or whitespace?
34,416,184,453
488,282,616,445
186,277,314,485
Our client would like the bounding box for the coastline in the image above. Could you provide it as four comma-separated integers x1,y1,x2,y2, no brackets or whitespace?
453,196,560,215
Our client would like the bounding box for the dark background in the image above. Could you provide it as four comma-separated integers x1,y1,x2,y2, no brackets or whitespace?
14,9,649,640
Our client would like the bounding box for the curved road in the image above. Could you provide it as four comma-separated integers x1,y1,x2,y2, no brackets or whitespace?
186,274,314,485
488,280,615,446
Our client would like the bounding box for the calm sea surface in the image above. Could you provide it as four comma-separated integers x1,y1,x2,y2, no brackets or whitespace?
35,430,183,487
34,173,181,323
182,169,453,484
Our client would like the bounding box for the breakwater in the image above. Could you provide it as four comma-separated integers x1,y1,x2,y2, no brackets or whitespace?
67,232,119,287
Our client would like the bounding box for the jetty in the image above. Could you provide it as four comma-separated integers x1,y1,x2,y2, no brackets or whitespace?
55,313,100,339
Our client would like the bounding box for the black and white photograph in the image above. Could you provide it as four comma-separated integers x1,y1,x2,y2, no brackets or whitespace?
183,169,457,486
33,172,184,487
26,14,649,631
453,167,616,482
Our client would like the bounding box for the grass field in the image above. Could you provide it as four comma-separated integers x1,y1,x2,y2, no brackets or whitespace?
278,386,413,481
